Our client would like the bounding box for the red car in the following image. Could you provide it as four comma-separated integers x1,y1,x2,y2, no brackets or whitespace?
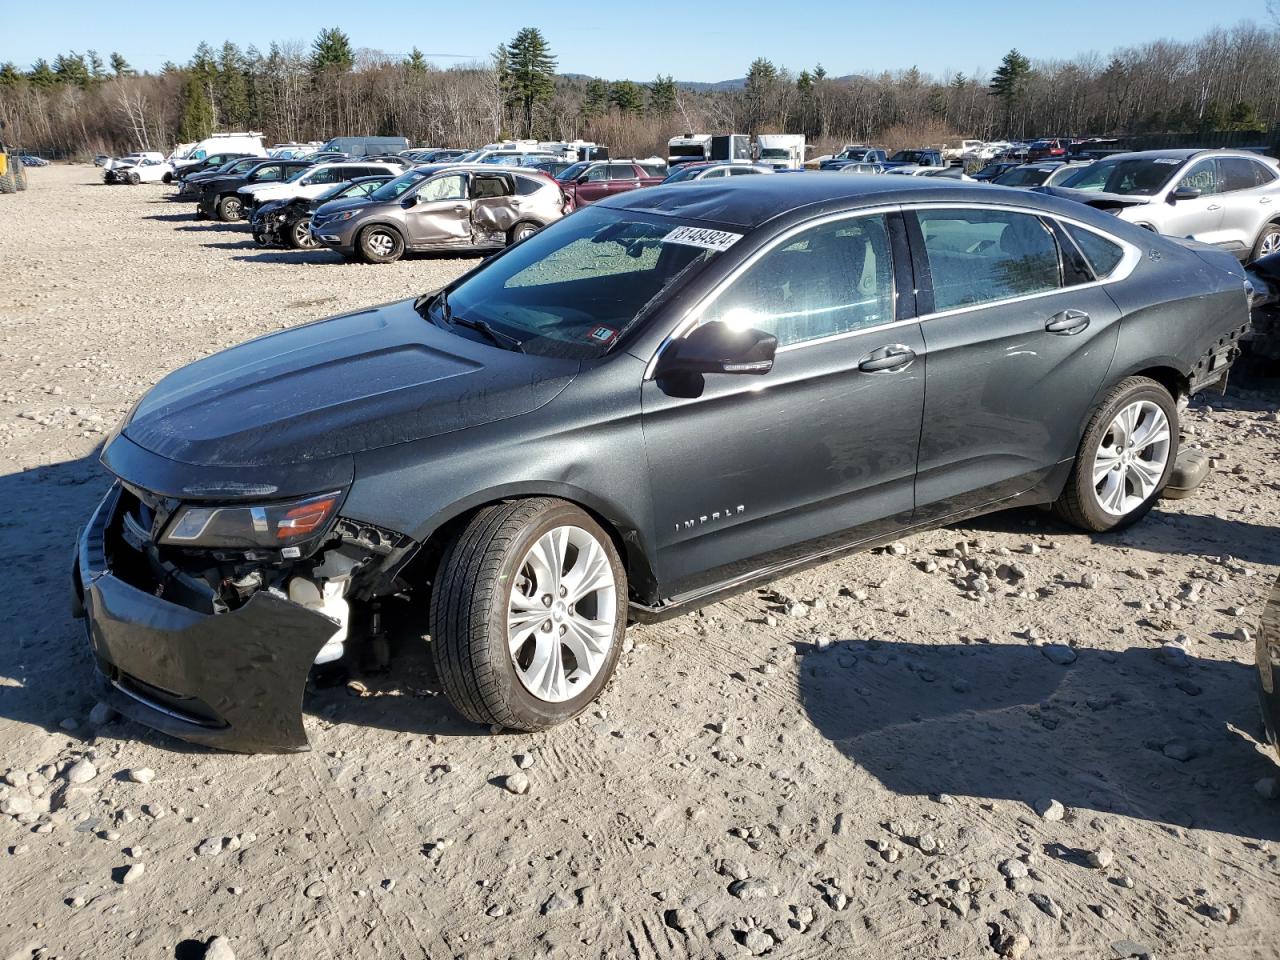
1026,138,1071,161
555,160,666,207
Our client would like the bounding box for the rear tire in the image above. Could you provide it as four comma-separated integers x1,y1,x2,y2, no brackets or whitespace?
507,221,540,245
1252,223,1280,262
216,195,244,222
1,167,18,194
1052,376,1178,532
429,498,627,730
14,163,28,191
357,225,404,264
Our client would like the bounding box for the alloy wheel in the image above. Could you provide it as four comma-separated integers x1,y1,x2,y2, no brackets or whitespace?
1261,231,1280,257
513,224,538,242
293,220,318,249
507,525,617,703
1091,399,1171,516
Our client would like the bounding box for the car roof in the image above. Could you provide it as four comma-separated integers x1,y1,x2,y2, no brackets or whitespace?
601,174,1093,230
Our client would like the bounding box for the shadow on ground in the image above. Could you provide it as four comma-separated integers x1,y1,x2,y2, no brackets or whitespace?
798,635,1279,840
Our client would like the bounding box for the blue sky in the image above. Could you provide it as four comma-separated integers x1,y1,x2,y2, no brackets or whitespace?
5,2,1274,82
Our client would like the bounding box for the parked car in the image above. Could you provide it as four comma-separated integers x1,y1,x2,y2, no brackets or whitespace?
105,156,173,184
887,165,972,179
176,156,266,197
1256,576,1280,762
477,152,562,168
103,151,164,173
236,160,402,215
555,160,666,207
170,133,267,180
820,147,888,171
527,160,575,179
310,165,568,263
315,136,411,158
1043,149,1280,260
172,153,257,190
18,154,48,167
251,175,393,249
1027,139,1072,161
882,148,945,170
197,159,315,221
93,154,111,167
972,161,1022,182
993,161,1092,189
73,175,1250,752
662,162,774,183
837,163,888,175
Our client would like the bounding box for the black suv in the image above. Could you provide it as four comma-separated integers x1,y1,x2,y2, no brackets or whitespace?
74,175,1248,752
197,159,315,222
171,152,256,187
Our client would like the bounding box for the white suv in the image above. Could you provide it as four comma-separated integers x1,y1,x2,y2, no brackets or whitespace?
237,161,401,212
1053,148,1280,261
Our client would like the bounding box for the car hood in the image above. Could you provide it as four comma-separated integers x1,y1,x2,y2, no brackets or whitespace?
121,299,580,468
1034,186,1152,210
313,196,376,219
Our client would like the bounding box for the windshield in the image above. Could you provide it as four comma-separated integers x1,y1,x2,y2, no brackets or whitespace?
994,167,1051,187
457,150,483,162
556,161,591,182
663,165,706,183
759,148,788,159
370,169,431,202
838,149,868,161
890,150,925,163
429,207,728,359
1057,156,1182,195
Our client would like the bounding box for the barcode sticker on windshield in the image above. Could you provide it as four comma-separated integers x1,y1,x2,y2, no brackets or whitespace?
663,226,743,251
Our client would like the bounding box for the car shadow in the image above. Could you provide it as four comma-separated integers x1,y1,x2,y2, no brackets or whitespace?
231,250,341,266
797,636,1279,840
143,212,197,223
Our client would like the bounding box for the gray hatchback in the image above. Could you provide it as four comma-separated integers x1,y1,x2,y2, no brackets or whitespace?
311,164,569,263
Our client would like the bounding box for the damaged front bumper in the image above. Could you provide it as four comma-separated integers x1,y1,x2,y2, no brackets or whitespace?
73,484,343,753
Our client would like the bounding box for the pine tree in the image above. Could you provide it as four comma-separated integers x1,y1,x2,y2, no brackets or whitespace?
53,52,91,88
28,59,56,88
503,27,557,138
87,50,106,82
405,48,429,73
218,42,250,128
581,78,609,119
744,57,778,132
0,62,21,87
178,73,214,142
310,28,354,73
989,49,1032,133
109,52,134,77
648,75,677,117
796,70,813,96
610,80,644,115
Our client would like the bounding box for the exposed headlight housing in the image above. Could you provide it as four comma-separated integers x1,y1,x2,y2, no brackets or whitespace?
161,491,343,550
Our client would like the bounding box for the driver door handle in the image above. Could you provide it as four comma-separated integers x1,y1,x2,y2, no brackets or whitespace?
1045,309,1090,335
1261,197,1273,204
1206,203,1222,211
858,344,916,373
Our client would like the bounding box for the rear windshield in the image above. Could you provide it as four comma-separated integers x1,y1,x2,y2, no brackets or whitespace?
890,150,928,163
994,167,1052,187
429,206,730,359
664,165,705,183
1057,157,1183,196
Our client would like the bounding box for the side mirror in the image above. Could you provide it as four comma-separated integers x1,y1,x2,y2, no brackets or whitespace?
1169,185,1201,203
655,321,777,379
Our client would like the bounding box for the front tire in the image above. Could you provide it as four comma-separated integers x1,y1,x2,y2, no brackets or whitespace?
1053,376,1178,532
216,195,244,222
288,218,318,250
429,498,627,730
1252,223,1280,262
357,225,404,263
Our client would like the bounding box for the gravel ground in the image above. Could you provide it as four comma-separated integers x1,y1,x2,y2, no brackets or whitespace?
1,164,1279,960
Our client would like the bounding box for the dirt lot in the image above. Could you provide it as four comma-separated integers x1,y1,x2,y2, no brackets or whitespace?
1,164,1279,960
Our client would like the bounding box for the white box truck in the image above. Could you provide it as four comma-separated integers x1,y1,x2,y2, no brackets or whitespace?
756,134,807,170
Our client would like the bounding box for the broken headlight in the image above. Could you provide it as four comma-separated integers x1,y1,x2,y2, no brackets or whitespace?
161,491,343,550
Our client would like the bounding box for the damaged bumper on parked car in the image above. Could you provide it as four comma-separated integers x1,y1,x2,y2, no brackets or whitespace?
72,451,417,753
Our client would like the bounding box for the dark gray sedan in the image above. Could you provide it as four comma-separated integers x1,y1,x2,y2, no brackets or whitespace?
75,176,1249,752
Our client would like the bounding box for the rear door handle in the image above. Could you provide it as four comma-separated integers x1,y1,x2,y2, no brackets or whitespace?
1045,309,1090,335
1261,197,1273,204
1207,203,1222,211
858,344,916,373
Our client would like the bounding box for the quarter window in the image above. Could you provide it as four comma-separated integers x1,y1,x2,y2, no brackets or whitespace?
916,209,1062,311
699,215,895,348
1064,224,1125,279
1219,157,1275,191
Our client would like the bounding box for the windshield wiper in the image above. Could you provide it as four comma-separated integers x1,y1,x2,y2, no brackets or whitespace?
449,314,525,353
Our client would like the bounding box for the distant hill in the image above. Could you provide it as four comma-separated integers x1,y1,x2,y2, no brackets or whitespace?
559,72,747,90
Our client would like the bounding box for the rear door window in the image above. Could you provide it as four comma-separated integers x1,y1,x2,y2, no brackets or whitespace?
915,208,1063,312
698,215,896,347
1219,157,1276,191
607,164,638,181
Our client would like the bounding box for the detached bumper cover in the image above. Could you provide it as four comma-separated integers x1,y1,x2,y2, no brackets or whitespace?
74,485,337,753
1258,576,1280,759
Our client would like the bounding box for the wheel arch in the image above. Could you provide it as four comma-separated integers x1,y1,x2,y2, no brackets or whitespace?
397,482,660,609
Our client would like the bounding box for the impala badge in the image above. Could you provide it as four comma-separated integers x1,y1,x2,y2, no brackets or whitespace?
675,505,745,532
